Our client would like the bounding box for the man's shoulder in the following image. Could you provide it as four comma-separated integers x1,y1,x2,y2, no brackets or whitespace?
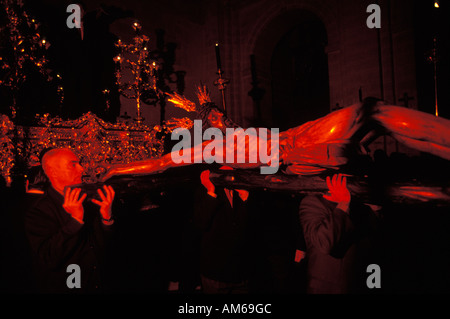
300,194,324,207
299,194,336,215
27,188,62,216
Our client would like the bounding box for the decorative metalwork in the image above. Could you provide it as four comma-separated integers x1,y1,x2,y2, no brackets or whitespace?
0,112,167,185
0,114,15,185
0,0,62,119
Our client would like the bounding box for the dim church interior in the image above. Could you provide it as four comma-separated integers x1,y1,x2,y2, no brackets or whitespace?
1,0,450,295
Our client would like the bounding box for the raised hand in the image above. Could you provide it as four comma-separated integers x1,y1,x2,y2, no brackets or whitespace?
323,174,351,209
91,185,115,221
63,187,87,224
200,169,216,197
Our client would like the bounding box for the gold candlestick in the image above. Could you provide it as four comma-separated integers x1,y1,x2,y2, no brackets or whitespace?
213,43,229,110
214,68,230,111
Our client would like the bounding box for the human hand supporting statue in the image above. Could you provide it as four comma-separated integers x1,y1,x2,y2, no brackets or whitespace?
63,187,87,224
323,173,351,212
63,185,115,225
200,169,216,198
92,185,115,224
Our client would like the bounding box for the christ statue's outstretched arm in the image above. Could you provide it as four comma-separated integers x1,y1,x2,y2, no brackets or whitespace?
100,87,450,182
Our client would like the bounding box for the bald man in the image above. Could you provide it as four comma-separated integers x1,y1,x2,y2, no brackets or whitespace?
25,148,116,293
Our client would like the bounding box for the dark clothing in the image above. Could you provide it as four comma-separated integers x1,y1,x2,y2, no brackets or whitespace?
299,195,379,294
201,275,249,294
194,187,254,286
1,189,40,293
25,185,114,293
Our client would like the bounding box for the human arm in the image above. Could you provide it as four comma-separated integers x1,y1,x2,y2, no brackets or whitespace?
200,169,217,198
299,195,354,256
299,174,354,256
193,170,222,232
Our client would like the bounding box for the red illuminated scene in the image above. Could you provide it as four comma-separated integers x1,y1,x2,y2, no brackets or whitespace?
1,0,449,300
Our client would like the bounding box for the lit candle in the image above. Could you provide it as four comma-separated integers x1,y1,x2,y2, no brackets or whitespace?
215,42,222,71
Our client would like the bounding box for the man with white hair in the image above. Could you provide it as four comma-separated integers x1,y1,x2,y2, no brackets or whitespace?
25,148,116,293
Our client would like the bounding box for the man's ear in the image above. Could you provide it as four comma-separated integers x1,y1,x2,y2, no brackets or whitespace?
44,166,55,181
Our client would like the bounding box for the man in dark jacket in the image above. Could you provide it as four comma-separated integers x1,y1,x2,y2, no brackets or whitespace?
299,173,379,294
194,168,255,294
25,148,115,293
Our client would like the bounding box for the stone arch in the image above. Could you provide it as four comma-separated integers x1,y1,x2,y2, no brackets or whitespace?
243,1,340,128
